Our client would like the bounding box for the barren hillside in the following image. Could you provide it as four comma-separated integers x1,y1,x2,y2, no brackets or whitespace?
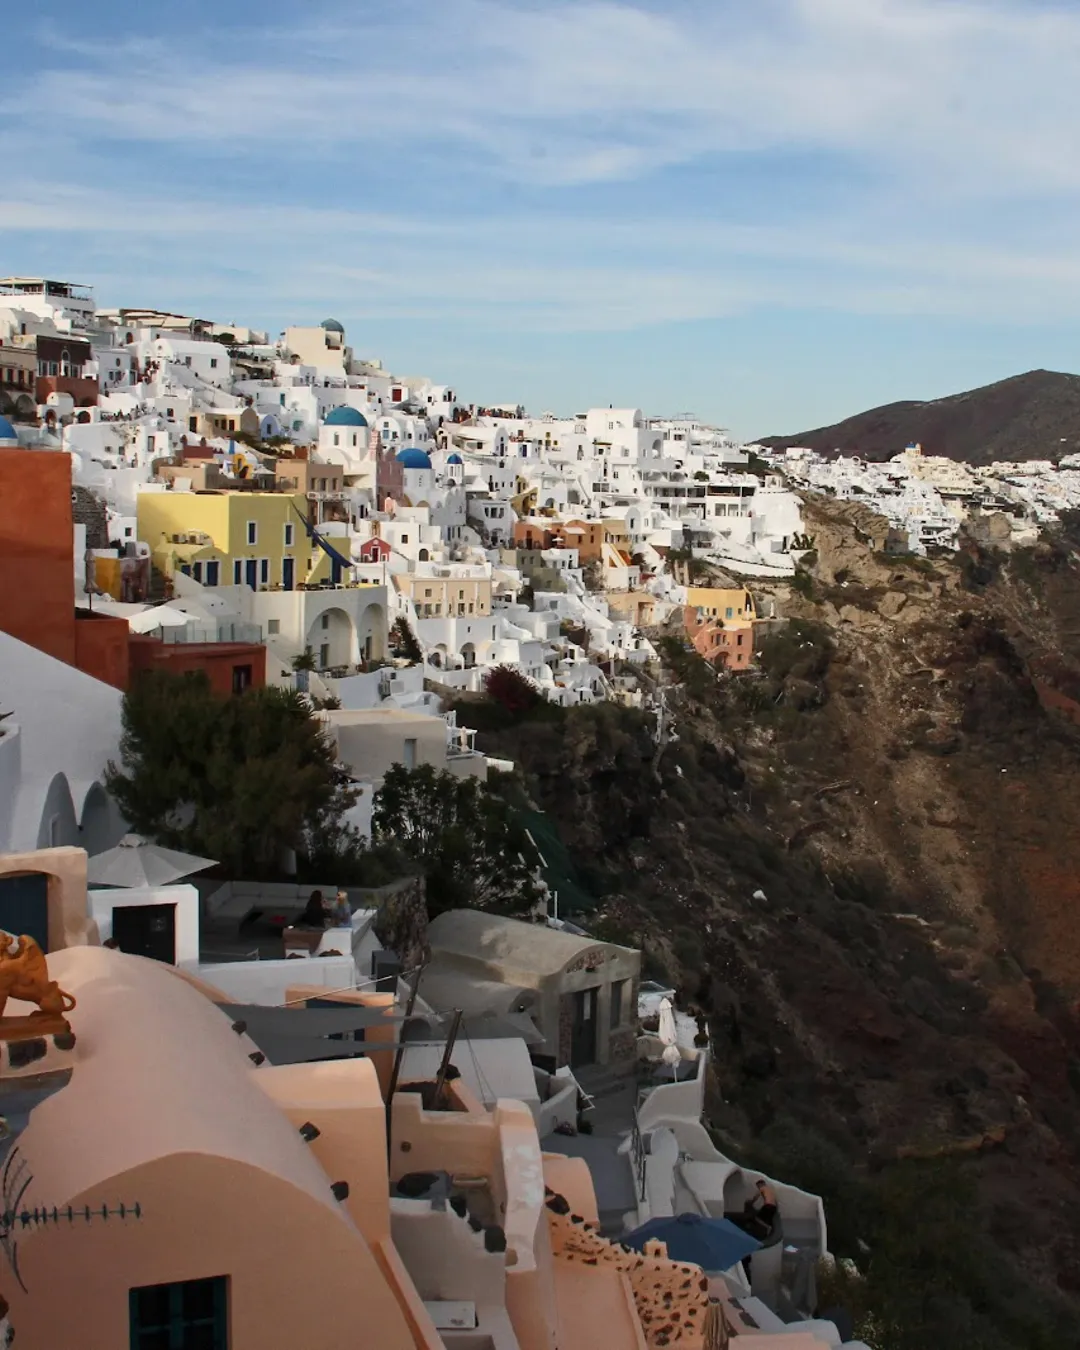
760,369,1080,464
464,504,1080,1347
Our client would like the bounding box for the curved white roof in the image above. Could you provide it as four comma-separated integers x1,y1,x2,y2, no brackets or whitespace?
428,909,613,980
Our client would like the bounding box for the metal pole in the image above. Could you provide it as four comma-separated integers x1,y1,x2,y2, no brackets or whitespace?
385,964,425,1163
432,1009,463,1110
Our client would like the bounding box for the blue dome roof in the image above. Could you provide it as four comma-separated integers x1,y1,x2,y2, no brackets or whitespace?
447,453,463,465
0,415,18,444
397,447,432,469
324,406,368,428
321,318,345,333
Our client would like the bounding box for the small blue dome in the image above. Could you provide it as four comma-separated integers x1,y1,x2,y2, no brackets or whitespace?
0,415,18,444
397,447,432,470
447,453,463,465
321,318,345,333
324,406,368,428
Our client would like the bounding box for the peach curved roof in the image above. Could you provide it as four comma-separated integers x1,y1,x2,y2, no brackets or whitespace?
17,946,351,1217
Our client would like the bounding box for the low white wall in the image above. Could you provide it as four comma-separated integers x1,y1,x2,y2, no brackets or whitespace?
536,1077,578,1138
400,1039,541,1121
186,953,357,1004
390,1203,516,1350
204,879,347,919
88,884,200,964
643,1127,680,1220
637,1054,707,1133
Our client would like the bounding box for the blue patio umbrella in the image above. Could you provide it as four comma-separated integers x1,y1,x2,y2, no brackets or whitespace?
621,1212,761,1271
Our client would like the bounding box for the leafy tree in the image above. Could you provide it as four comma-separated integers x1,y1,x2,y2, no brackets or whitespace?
105,671,356,878
484,664,541,718
389,617,422,663
372,763,543,917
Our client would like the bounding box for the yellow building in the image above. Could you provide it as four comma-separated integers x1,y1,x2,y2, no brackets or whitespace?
686,586,757,622
137,490,318,591
395,567,492,618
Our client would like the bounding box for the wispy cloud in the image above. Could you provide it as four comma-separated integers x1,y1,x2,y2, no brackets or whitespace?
13,0,1080,193
3,1,1080,427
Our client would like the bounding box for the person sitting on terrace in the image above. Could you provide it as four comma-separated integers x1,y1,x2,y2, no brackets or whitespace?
296,890,329,929
726,1179,780,1240
329,889,352,926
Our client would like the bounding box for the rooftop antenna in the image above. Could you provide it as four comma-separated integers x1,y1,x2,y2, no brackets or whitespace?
0,1146,141,1293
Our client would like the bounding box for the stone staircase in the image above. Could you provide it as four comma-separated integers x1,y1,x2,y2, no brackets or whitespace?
148,563,169,603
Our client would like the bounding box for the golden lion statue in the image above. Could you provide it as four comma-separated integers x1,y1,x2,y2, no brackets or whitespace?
0,931,77,1021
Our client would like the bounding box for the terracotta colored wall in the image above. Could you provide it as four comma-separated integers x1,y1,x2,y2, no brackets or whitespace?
0,449,76,663
36,373,99,406
74,613,132,689
10,1155,419,1350
128,637,267,695
514,521,553,551
561,521,603,562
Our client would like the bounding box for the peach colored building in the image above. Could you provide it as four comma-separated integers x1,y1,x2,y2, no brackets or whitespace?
684,587,758,672
0,847,722,1350
684,607,755,671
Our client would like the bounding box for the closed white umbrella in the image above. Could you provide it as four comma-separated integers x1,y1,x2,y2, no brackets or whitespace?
87,834,218,889
658,996,681,1077
127,605,194,634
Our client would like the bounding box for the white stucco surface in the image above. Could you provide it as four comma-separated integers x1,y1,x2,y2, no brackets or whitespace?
0,630,125,853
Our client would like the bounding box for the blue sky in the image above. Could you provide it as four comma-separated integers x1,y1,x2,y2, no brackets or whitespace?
4,0,1080,437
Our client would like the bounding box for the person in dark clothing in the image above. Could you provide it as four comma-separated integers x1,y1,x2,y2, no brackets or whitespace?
725,1179,780,1240
296,890,328,929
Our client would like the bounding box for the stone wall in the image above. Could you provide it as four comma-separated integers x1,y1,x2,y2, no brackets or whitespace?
72,486,109,549
545,1186,719,1349
366,874,429,975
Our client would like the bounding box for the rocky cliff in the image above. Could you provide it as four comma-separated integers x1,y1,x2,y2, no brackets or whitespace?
468,503,1080,1347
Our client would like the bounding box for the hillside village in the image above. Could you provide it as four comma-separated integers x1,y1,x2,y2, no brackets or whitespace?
5,276,1080,1348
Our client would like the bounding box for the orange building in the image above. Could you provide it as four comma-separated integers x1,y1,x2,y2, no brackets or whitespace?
513,518,604,562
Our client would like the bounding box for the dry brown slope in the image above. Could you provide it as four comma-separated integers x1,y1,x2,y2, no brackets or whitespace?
470,503,1080,1314
760,368,1080,464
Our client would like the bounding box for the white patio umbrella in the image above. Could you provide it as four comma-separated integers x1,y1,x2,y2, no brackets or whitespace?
658,996,681,1078
87,834,218,889
127,605,194,634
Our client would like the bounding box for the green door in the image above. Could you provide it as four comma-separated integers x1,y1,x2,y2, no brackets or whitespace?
0,874,49,951
129,1276,228,1349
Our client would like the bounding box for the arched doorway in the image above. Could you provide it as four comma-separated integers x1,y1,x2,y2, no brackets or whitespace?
37,773,77,849
461,642,476,669
357,602,386,665
80,782,121,856
306,607,355,671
